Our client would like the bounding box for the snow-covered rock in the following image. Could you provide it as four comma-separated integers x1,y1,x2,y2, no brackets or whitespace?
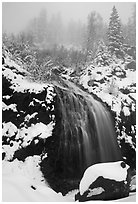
2,48,56,162
75,161,130,201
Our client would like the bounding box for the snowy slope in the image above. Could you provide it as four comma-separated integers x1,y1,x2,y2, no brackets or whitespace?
79,60,136,116
2,158,68,202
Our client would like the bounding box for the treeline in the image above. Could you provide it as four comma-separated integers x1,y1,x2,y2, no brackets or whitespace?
3,4,136,50
3,10,86,49
2,5,136,79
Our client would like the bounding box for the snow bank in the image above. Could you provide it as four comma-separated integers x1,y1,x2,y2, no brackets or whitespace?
2,157,67,202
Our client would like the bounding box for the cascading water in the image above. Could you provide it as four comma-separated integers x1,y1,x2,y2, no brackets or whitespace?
51,79,122,180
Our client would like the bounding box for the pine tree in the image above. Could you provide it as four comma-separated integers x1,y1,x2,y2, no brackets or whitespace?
94,40,111,66
108,6,124,58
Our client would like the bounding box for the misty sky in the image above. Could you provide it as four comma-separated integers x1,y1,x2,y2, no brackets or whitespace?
2,2,135,34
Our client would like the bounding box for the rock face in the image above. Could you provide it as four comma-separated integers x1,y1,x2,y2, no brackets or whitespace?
75,161,130,201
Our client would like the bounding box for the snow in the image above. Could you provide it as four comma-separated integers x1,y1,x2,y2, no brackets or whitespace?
3,141,20,160
3,160,135,203
87,187,105,197
2,95,11,99
24,112,38,121
2,157,68,202
2,102,17,112
3,66,24,83
79,161,129,196
123,106,130,116
11,79,48,94
2,122,17,137
2,62,54,94
17,121,55,146
45,85,56,104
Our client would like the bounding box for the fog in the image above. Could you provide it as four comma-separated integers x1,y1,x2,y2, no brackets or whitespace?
2,2,135,34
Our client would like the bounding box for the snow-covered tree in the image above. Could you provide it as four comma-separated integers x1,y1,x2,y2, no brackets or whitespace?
108,6,124,58
94,40,112,66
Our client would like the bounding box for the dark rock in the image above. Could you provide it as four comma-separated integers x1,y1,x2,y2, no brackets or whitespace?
2,152,6,160
31,185,36,190
121,161,126,168
2,56,5,64
120,88,130,95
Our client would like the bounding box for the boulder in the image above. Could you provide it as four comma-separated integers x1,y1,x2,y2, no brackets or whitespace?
75,161,130,201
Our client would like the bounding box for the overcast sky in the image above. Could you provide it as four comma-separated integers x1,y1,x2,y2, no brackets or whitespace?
2,2,135,34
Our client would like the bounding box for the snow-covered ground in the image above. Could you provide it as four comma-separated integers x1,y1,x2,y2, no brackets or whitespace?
2,158,68,202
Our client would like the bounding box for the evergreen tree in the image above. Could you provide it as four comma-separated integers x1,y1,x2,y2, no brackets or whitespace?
94,40,111,66
108,6,124,58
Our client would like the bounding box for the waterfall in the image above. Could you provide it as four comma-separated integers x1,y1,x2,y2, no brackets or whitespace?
51,79,122,179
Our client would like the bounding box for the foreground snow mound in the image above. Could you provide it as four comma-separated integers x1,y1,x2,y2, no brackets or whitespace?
2,158,67,202
75,161,130,201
